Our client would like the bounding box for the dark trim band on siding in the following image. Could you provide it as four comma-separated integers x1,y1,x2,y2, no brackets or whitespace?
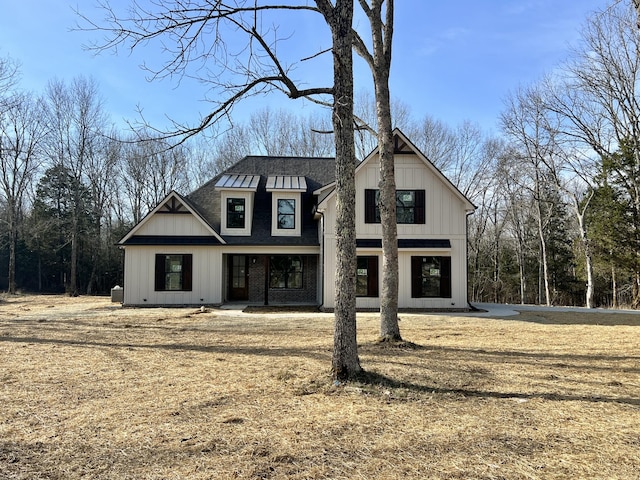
122,235,223,246
399,239,451,249
356,239,451,249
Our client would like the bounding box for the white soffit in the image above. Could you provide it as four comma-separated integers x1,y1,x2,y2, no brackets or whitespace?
265,175,307,192
214,174,260,190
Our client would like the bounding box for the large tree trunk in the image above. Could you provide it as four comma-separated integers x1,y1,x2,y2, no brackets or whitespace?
367,0,401,342
376,92,400,340
328,0,361,380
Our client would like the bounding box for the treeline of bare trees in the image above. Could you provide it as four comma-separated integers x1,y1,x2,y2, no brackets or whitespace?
2,1,639,308
0,66,337,295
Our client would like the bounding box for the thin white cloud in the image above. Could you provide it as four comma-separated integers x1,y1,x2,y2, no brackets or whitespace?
416,27,471,57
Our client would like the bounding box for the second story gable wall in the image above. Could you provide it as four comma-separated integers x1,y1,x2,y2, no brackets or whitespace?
135,212,213,236
322,152,469,237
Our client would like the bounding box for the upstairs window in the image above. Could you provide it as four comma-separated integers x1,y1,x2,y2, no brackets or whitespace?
155,254,192,291
365,189,425,224
270,192,302,236
215,175,259,236
227,198,246,229
277,199,296,230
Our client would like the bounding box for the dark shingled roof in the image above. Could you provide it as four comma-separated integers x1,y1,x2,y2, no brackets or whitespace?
187,156,336,246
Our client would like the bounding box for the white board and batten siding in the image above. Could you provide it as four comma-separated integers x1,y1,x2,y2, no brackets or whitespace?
122,207,223,306
133,212,212,236
123,246,223,306
321,238,468,310
320,148,473,310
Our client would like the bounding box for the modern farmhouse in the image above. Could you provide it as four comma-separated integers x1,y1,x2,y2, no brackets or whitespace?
117,129,476,310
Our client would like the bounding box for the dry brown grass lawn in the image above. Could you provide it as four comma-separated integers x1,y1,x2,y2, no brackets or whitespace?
1,294,639,479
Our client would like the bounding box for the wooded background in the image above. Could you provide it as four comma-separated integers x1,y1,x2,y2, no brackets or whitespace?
1,2,639,308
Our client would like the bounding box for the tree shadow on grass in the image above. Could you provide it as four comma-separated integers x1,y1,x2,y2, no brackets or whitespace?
348,369,640,406
0,335,331,363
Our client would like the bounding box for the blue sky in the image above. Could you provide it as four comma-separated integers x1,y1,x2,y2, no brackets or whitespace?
0,1,609,135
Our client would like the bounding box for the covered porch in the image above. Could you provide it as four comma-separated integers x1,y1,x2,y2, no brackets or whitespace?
223,253,321,306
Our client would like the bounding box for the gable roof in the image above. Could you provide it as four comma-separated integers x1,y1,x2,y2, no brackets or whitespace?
117,190,226,246
316,128,476,213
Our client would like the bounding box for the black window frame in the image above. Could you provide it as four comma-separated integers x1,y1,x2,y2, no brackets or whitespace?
411,256,451,298
277,198,296,230
365,189,425,224
155,254,193,291
269,255,304,289
356,256,379,297
226,197,246,229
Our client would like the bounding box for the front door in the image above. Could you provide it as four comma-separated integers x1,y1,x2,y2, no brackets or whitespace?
228,255,249,301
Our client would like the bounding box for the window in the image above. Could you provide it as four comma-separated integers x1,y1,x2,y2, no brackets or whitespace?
270,192,302,237
269,255,303,289
218,186,256,236
155,254,192,291
365,189,425,224
226,198,245,229
356,256,379,297
277,199,296,229
411,256,451,298
396,191,416,223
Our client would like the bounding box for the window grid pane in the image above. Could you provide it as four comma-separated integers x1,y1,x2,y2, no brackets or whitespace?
269,255,303,289
396,190,416,224
371,190,419,224
227,198,245,228
420,257,441,297
277,199,296,229
165,255,183,290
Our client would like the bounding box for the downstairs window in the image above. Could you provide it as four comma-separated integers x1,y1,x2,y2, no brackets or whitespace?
155,254,193,291
356,256,379,297
411,256,451,298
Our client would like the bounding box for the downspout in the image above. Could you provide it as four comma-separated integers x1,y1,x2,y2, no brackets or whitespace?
465,209,477,311
264,255,269,306
315,206,326,310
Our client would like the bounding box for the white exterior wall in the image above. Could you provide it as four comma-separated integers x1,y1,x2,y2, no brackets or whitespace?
321,152,471,310
122,245,223,306
397,239,468,309
321,238,468,310
135,213,212,236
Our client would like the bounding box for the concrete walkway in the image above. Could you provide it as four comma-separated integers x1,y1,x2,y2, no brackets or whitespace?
469,302,640,317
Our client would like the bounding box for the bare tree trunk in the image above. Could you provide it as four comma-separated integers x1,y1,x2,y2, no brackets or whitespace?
8,211,16,294
69,225,78,296
519,253,526,304
355,0,400,341
534,173,552,306
611,264,617,309
493,235,500,303
584,247,594,308
575,210,594,308
325,0,361,380
377,112,400,341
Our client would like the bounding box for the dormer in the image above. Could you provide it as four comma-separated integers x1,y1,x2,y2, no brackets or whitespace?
214,174,260,236
266,175,307,237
